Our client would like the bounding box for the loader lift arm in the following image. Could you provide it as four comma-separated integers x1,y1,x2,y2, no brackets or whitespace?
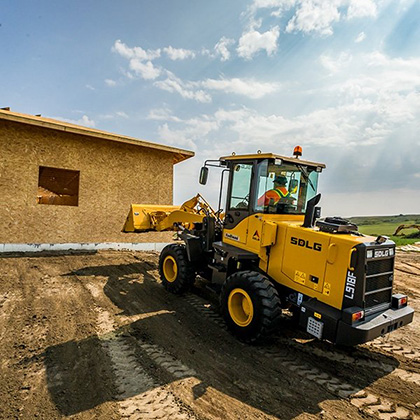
122,193,222,233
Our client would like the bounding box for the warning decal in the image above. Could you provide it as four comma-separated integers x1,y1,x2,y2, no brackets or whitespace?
294,270,306,285
253,230,260,241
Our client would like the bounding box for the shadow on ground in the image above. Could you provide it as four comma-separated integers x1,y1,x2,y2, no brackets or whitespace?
40,260,400,418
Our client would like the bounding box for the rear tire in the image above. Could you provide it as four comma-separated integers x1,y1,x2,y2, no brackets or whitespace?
220,271,282,343
159,244,195,294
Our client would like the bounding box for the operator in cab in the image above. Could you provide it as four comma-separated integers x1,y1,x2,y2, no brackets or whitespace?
257,174,292,208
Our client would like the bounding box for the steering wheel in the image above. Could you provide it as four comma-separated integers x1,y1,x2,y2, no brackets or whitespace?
231,193,249,209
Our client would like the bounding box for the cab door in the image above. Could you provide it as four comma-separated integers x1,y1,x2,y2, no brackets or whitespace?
223,161,254,245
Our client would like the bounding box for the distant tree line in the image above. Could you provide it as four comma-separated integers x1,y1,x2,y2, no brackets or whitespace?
349,215,420,226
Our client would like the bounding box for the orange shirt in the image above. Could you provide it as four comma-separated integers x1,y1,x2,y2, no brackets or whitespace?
258,187,290,207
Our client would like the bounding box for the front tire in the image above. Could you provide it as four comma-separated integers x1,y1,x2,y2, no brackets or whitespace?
220,271,282,343
159,244,195,294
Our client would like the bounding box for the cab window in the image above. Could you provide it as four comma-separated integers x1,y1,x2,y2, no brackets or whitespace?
253,159,319,215
229,163,253,210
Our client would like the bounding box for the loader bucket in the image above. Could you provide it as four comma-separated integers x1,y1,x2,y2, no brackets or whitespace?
122,204,180,232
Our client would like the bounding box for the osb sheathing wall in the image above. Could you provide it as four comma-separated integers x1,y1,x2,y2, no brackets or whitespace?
0,120,174,244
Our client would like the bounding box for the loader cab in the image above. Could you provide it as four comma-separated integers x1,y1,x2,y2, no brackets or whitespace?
222,152,325,230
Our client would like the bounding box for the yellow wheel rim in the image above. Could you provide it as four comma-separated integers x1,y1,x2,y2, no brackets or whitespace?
163,256,178,283
228,288,254,327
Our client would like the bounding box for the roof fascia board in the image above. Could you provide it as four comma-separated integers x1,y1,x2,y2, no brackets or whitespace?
0,110,194,164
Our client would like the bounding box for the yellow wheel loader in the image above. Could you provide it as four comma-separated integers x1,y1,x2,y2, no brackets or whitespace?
123,147,413,345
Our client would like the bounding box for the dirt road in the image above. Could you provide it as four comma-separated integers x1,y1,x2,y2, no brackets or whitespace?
0,249,419,419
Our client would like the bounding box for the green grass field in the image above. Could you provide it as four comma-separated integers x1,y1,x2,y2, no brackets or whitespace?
348,214,420,246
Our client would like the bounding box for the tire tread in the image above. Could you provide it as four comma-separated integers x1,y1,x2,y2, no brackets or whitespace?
159,244,195,294
220,270,282,343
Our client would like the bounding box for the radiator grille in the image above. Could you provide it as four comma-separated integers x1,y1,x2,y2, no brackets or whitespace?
366,258,394,276
365,289,392,308
364,254,394,312
366,273,393,292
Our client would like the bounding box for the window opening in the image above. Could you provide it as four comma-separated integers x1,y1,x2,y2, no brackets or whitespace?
37,166,80,206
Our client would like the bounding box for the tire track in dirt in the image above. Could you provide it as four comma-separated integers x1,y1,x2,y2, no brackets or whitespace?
261,348,415,419
83,282,196,420
368,340,420,361
183,291,418,420
137,342,197,380
276,337,393,373
349,390,415,420
1,260,87,419
0,291,21,342
12,266,52,413
274,337,420,387
186,291,419,379
396,261,420,276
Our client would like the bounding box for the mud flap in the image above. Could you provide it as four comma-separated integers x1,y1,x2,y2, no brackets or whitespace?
181,233,203,262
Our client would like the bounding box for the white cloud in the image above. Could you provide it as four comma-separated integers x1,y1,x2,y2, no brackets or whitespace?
201,77,280,98
163,46,196,60
113,39,160,61
237,26,280,59
200,47,212,56
166,88,420,208
85,84,95,91
78,115,96,128
247,0,298,18
214,37,235,61
99,111,129,120
249,0,382,36
113,36,280,101
158,123,197,150
154,73,212,103
129,59,161,80
113,40,162,80
158,116,220,150
112,39,134,59
116,111,129,119
337,52,420,97
153,73,279,102
105,79,117,87
285,1,341,36
355,31,366,43
252,0,293,8
214,107,252,123
147,108,182,122
320,52,352,73
52,115,96,128
156,52,420,196
347,0,377,19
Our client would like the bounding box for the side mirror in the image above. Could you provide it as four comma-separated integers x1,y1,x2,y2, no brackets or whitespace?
199,166,209,185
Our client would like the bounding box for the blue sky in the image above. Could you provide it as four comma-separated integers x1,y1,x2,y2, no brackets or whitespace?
1,0,419,216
